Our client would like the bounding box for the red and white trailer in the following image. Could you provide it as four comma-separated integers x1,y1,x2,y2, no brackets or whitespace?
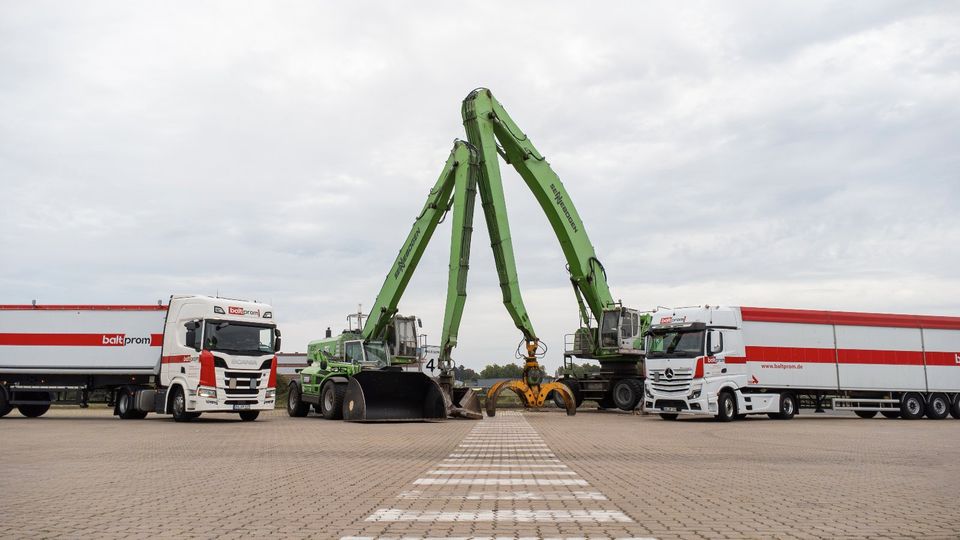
643,305,960,421
0,295,280,421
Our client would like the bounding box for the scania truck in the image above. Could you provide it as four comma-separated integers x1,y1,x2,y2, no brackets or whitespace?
643,305,960,421
0,295,280,421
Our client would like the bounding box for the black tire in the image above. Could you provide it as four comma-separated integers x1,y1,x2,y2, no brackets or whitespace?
239,410,260,422
855,410,877,419
716,391,736,422
551,378,584,408
0,387,12,418
736,414,747,420
117,388,145,420
950,395,960,420
170,386,192,422
881,411,901,419
925,393,949,420
287,383,309,417
900,392,925,420
321,382,346,420
775,393,797,420
612,379,643,411
659,413,679,421
18,403,50,418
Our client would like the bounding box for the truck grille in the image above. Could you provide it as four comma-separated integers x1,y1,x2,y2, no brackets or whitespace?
223,370,263,396
648,367,693,394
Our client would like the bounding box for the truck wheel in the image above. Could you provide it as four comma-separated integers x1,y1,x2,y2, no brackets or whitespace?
881,411,901,419
854,410,877,419
775,393,797,420
716,391,736,422
0,387,12,418
117,389,145,420
612,379,643,411
950,395,960,419
925,393,949,420
551,378,584,408
17,403,50,418
286,383,309,417
321,382,345,420
239,411,260,422
170,387,192,422
659,413,679,421
899,393,925,420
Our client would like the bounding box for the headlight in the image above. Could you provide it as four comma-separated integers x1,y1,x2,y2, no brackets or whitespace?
197,386,217,399
265,388,276,400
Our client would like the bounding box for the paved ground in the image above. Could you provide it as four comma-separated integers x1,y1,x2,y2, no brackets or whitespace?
1,406,958,539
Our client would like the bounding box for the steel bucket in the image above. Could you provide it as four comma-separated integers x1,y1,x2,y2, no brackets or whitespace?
342,370,447,422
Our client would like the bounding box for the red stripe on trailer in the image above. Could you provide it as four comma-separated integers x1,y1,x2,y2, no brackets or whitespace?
0,333,163,347
746,346,836,364
738,346,944,367
741,307,960,330
0,305,168,311
919,351,960,367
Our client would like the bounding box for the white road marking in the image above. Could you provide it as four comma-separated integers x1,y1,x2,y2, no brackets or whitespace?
413,478,589,486
365,509,634,523
435,462,568,468
428,470,577,475
344,537,654,540
397,490,609,501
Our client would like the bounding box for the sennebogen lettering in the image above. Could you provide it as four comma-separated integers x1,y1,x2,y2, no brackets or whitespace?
550,184,579,233
394,227,422,279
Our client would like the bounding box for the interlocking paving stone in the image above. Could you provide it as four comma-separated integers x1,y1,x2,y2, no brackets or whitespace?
1,406,958,539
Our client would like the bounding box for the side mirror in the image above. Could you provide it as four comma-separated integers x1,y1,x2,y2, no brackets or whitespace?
417,318,422,328
709,330,723,354
274,336,282,353
320,360,328,370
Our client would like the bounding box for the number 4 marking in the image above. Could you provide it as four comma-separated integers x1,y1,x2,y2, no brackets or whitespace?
426,359,435,372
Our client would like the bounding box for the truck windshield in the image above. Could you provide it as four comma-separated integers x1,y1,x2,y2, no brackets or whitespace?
646,330,704,358
204,321,275,356
363,342,390,367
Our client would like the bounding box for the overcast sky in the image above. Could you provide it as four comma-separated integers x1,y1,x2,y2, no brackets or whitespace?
1,2,958,372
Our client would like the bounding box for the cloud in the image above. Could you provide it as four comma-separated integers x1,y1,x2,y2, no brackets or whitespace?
1,1,957,372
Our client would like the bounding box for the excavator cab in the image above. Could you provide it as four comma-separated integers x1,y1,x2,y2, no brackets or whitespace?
599,307,646,354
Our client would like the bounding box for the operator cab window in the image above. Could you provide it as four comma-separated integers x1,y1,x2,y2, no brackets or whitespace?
344,342,363,363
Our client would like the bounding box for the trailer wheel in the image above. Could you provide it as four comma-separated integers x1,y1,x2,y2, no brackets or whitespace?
716,391,736,422
854,411,877,419
900,393,925,420
612,379,643,411
238,411,260,422
772,393,797,420
881,411,901,419
286,383,309,417
321,381,346,420
659,413,679,421
170,387,192,422
950,395,960,420
17,403,50,418
925,393,949,420
0,387,12,418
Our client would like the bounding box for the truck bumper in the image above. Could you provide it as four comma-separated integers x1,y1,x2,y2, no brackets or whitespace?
188,387,276,413
644,393,715,416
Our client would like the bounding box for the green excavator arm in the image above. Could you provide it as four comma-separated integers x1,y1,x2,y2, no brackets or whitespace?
361,140,478,344
462,88,618,342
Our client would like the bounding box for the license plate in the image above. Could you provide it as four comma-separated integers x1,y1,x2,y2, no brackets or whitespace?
232,404,251,411
663,407,678,412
